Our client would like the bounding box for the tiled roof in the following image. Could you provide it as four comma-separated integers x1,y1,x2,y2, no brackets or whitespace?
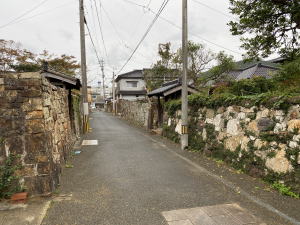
228,63,279,81
115,70,144,82
148,79,197,97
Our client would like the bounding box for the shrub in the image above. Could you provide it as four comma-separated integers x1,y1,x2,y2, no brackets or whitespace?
0,154,23,198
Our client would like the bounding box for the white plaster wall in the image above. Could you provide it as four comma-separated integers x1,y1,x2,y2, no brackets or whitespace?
118,79,145,91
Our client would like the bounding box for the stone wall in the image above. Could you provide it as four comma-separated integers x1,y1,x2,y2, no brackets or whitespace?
165,105,300,193
0,72,81,195
116,99,151,128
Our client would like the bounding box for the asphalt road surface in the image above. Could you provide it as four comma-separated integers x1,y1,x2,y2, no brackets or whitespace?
42,111,300,225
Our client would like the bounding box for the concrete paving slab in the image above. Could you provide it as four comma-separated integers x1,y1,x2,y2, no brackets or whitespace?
0,199,50,225
168,220,194,225
162,203,264,225
81,140,98,145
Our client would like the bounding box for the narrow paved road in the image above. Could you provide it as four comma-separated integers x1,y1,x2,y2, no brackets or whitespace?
42,112,299,225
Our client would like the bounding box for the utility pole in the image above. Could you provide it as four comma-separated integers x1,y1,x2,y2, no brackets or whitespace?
112,71,116,115
181,0,188,150
79,0,89,133
100,59,105,100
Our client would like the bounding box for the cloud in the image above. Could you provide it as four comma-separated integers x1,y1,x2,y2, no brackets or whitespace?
0,0,244,86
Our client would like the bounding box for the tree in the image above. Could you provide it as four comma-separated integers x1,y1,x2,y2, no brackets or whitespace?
144,43,179,91
228,0,300,59
174,41,215,85
204,51,235,83
0,39,80,76
145,41,215,90
0,39,22,72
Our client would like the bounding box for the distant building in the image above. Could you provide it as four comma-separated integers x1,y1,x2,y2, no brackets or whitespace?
227,60,280,81
115,69,147,101
206,59,281,87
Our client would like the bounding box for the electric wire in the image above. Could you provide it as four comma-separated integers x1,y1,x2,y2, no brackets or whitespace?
2,0,76,27
122,0,243,55
85,17,103,70
0,0,50,29
101,3,154,62
192,0,236,20
93,0,109,64
117,0,170,75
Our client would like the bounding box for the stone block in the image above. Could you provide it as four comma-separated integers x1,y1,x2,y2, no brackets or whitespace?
256,109,269,119
175,119,182,134
254,139,267,150
37,162,51,175
24,175,53,194
4,78,24,90
257,118,274,131
4,136,24,155
293,134,300,142
266,147,293,173
36,155,49,163
25,119,45,133
22,98,43,111
21,79,42,87
25,133,48,157
0,78,4,85
19,72,41,79
25,111,44,120
289,141,298,148
21,90,42,98
274,122,287,133
288,119,300,133
247,121,259,134
227,119,240,136
224,135,244,152
206,109,215,119
43,97,51,106
213,114,224,131
15,164,37,177
237,112,246,120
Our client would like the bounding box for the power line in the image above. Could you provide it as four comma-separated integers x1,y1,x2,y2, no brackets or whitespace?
192,0,236,20
122,0,242,55
89,0,102,56
92,0,109,64
0,0,50,29
101,3,155,63
117,0,170,74
85,17,103,68
2,0,76,27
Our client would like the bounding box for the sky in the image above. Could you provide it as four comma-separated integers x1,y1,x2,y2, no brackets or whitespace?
0,0,244,87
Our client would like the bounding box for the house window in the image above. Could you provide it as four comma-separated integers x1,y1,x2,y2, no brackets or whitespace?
126,81,138,87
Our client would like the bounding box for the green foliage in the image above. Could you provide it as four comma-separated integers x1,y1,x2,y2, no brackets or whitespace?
0,154,23,199
228,0,300,59
272,182,300,199
229,77,276,96
72,92,82,133
145,41,215,90
275,57,300,88
204,51,235,82
164,99,181,117
0,39,80,76
162,124,180,143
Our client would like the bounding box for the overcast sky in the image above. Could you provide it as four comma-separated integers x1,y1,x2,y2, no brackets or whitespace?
0,0,244,87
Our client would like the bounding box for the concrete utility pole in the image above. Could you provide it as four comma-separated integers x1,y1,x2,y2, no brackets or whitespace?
79,0,89,133
112,71,116,115
181,0,188,150
100,59,106,100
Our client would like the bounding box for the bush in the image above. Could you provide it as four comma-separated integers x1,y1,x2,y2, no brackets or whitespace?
230,77,276,96
0,154,23,198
